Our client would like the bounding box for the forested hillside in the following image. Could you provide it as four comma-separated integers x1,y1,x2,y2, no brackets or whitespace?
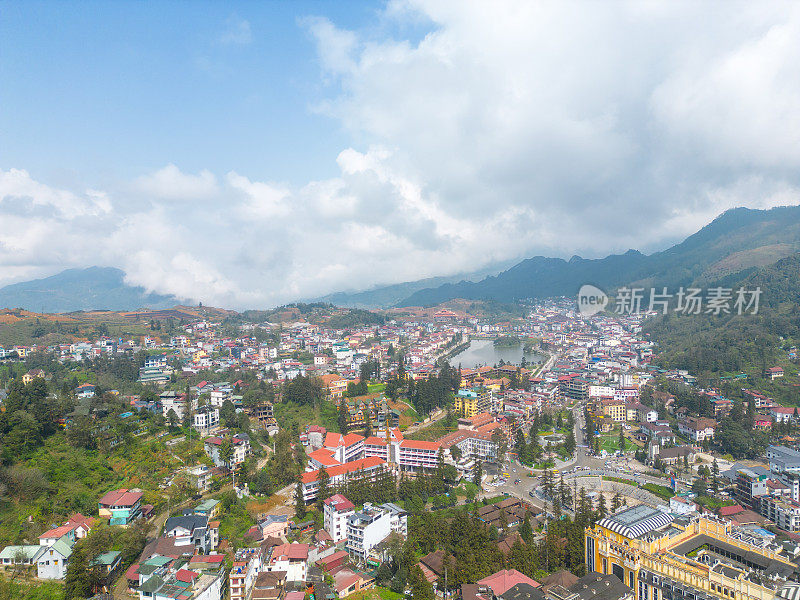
644,253,800,382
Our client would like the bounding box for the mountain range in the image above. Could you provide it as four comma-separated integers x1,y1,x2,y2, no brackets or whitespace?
395,205,800,306
0,205,799,313
0,267,184,313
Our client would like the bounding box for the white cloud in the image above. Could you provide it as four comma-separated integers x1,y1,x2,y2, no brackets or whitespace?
136,164,218,201
219,16,252,45
3,2,800,308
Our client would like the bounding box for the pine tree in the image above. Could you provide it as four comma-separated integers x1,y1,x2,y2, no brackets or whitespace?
64,542,91,600
316,466,331,509
338,399,350,433
712,458,720,494
473,460,483,487
520,513,533,543
596,494,608,519
294,475,307,519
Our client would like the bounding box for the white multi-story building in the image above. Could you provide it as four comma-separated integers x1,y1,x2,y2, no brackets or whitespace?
193,406,220,435
677,416,716,442
439,430,497,462
229,547,263,600
324,432,365,463
265,543,309,582
397,439,440,473
301,457,386,504
346,504,392,560
761,495,800,532
380,502,408,537
323,494,355,543
209,390,231,407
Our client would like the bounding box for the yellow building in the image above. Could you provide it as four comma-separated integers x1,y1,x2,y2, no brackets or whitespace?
585,505,798,600
602,399,627,422
454,389,492,418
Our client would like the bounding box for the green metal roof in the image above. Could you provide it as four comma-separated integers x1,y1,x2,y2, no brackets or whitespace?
92,550,121,566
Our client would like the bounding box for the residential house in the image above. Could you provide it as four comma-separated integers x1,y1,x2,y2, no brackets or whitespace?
323,494,355,543
98,488,143,526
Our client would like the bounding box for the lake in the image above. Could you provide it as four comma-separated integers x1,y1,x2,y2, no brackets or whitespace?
448,339,546,369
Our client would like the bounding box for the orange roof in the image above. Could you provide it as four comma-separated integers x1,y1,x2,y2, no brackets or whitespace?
324,432,343,448
302,457,385,484
476,422,502,435
400,439,441,451
342,433,364,447
364,436,387,446
39,524,75,539
308,448,341,467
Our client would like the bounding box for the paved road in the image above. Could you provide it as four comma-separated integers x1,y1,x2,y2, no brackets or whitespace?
486,397,671,513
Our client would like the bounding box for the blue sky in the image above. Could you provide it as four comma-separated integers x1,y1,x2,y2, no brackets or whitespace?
0,1,419,186
1,1,799,309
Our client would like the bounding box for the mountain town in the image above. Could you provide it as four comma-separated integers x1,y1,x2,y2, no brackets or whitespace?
5,2,800,600
1,290,799,600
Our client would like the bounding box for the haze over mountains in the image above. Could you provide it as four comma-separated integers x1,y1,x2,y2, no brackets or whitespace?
1,206,799,313
0,267,183,313
396,206,800,307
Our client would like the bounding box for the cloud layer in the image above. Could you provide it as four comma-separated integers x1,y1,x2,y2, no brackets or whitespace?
2,1,800,309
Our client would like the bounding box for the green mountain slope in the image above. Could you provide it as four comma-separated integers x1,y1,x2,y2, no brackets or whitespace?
398,206,800,306
643,253,800,378
0,267,184,313
313,260,515,308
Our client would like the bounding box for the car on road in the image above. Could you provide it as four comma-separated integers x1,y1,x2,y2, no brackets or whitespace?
514,478,521,484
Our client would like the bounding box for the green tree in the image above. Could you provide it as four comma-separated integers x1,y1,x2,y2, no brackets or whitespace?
220,440,234,467
220,399,237,428
473,461,483,487
338,400,350,434
64,542,92,600
294,475,307,519
712,458,720,494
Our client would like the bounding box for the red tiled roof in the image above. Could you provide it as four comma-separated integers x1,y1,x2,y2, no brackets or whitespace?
125,563,140,581
39,524,75,539
342,433,364,447
308,448,341,467
175,569,199,583
271,543,309,561
324,432,343,448
477,569,540,595
98,488,143,507
400,439,440,451
718,504,744,517
302,457,385,484
364,436,387,446
189,554,225,564
323,494,355,512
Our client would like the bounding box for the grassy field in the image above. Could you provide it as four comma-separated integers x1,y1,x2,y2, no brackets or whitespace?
0,311,153,347
345,588,402,600
367,383,386,393
272,399,339,433
0,578,64,600
598,435,637,452
386,399,420,429
641,483,674,500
